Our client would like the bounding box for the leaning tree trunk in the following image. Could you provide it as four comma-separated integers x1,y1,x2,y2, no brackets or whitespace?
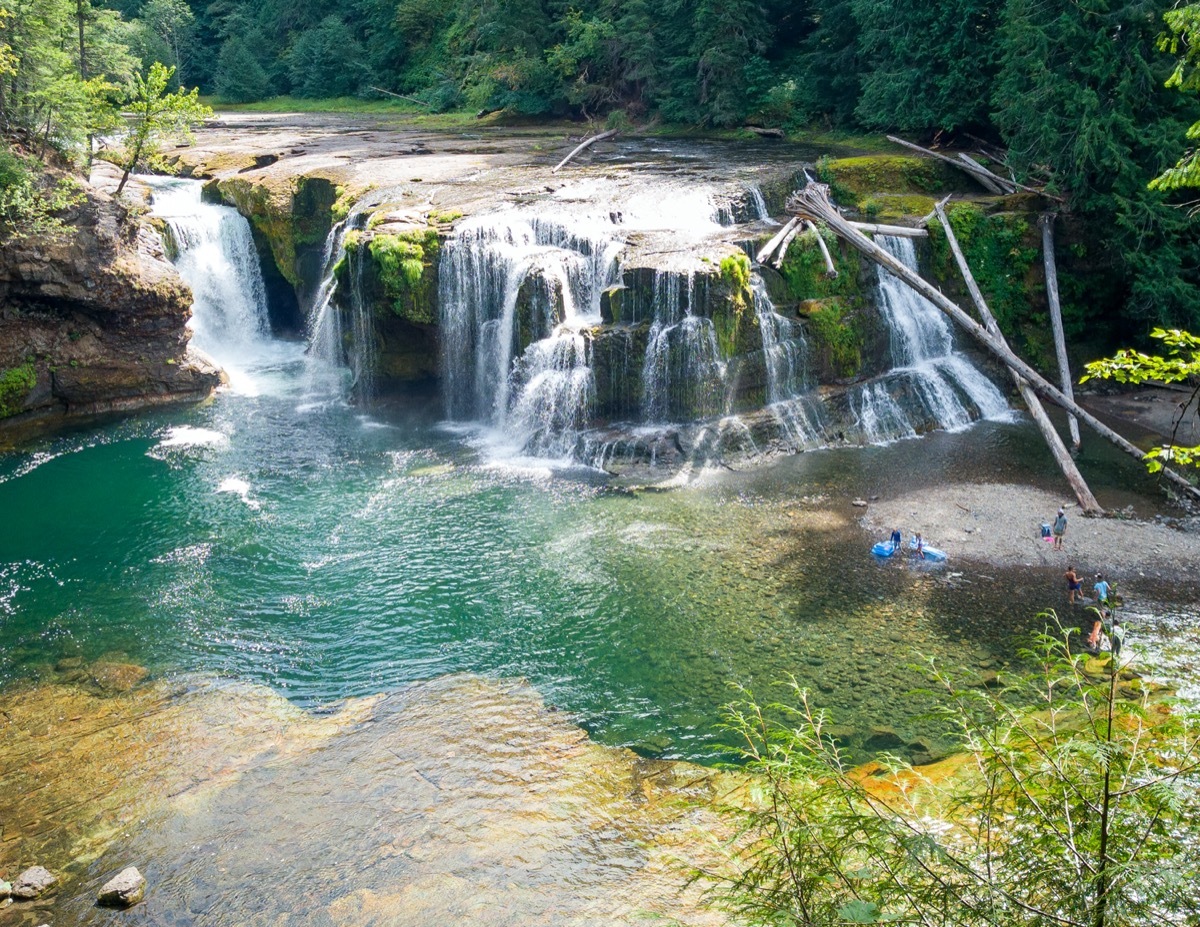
1041,213,1081,449
787,183,1200,504
934,201,1102,514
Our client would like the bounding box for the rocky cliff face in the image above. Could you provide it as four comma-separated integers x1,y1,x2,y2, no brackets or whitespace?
0,182,220,440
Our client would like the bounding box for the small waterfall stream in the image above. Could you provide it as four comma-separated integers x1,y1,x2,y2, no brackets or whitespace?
850,236,1008,442
148,178,284,394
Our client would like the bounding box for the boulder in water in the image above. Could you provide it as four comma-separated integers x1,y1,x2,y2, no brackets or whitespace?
11,866,55,899
97,866,146,907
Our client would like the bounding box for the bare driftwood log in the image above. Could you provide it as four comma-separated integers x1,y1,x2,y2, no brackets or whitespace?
919,194,953,228
745,126,785,139
552,129,618,173
958,153,1008,194
1040,213,1081,449
934,201,1102,513
772,220,803,268
788,183,1200,503
804,221,838,277
887,135,1016,193
848,221,927,239
756,216,801,264
369,86,433,109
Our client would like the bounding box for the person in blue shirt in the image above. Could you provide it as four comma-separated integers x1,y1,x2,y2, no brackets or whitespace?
891,527,902,552
1094,574,1111,606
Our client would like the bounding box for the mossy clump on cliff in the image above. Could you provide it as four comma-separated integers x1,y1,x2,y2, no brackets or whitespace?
928,202,1039,342
0,360,36,418
816,154,962,208
215,175,336,288
778,227,862,303
363,228,441,325
778,230,871,378
712,252,755,359
804,299,862,378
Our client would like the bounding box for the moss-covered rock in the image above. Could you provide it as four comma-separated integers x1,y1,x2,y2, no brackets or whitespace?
213,175,337,289
0,361,36,419
816,154,968,206
364,228,440,325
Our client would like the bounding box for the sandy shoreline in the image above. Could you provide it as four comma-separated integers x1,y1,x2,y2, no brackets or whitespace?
861,482,1200,586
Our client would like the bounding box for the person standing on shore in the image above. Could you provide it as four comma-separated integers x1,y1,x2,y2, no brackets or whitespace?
1111,618,1125,661
891,527,902,552
1094,573,1111,607
1052,507,1067,550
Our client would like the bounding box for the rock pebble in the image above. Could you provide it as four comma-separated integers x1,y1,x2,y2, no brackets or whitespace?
0,879,11,899
11,866,55,899
97,866,146,907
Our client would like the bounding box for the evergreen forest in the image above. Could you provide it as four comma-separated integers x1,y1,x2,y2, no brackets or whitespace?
4,0,1200,334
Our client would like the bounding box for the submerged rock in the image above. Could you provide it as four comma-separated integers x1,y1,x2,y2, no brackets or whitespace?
11,866,55,899
97,866,146,907
88,661,149,693
0,878,11,899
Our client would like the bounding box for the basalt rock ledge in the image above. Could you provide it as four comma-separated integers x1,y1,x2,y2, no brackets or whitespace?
0,179,220,441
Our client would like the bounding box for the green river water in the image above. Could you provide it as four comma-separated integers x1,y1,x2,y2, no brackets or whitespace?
4,343,1200,925
4,341,1193,760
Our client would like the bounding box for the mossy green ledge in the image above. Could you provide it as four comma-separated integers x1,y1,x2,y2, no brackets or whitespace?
209,174,337,290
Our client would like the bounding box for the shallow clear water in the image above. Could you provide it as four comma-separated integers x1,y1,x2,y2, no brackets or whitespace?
4,340,1195,767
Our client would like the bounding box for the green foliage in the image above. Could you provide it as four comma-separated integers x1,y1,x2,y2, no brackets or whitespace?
287,17,366,99
0,361,37,418
701,627,1200,927
1083,328,1200,470
928,203,1038,337
108,62,212,195
853,0,998,133
719,252,751,291
0,146,84,242
1153,3,1200,190
366,229,440,324
214,37,270,103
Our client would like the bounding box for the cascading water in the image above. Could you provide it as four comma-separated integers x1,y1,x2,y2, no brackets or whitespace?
439,212,622,457
640,272,728,424
750,278,825,446
852,236,1008,442
148,178,282,393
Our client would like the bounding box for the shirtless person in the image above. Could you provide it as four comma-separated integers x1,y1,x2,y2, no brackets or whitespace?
1064,566,1082,604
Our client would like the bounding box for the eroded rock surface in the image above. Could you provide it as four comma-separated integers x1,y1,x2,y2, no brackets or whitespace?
0,176,219,441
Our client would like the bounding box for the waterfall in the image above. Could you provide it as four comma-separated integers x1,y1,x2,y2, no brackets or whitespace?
640,272,728,423
148,178,278,392
439,212,621,434
855,236,1008,440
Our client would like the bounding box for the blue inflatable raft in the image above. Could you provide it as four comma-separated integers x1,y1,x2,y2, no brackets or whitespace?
871,541,902,558
910,539,947,562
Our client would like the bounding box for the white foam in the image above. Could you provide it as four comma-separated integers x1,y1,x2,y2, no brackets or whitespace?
217,476,260,509
158,426,230,449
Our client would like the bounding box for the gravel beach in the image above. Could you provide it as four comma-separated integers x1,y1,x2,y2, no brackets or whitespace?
861,482,1200,583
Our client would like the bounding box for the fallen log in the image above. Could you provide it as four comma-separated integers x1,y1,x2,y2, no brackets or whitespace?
887,135,1015,193
756,216,801,264
745,126,785,139
369,86,432,109
848,221,928,239
934,201,1102,513
552,128,618,173
772,220,803,268
919,194,953,228
787,183,1200,503
886,136,1060,200
1040,214,1081,449
957,153,1008,195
